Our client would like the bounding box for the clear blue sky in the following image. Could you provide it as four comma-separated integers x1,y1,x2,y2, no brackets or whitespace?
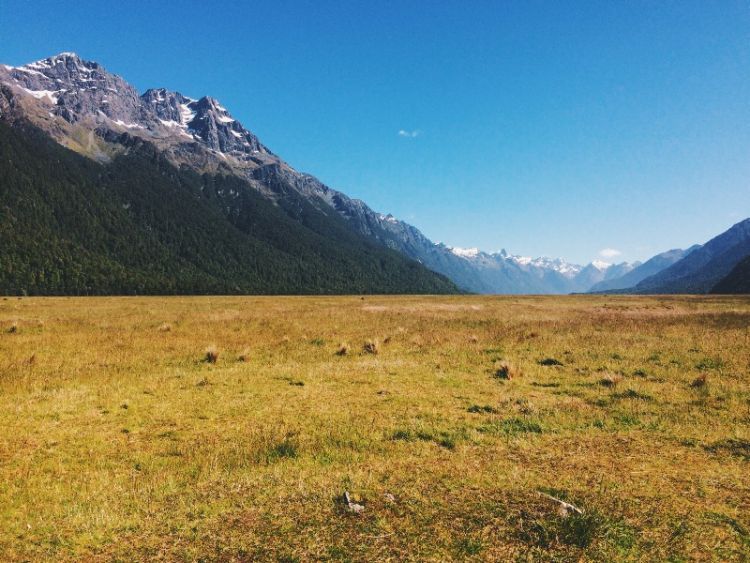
2,0,749,264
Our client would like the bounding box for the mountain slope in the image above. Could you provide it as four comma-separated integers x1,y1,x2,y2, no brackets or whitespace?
710,256,750,294
589,247,699,292
0,52,640,295
0,119,458,295
632,219,750,294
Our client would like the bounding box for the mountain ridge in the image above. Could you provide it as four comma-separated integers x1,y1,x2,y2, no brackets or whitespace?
631,219,750,294
3,52,738,295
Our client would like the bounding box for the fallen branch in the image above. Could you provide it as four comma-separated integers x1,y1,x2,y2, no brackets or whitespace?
538,492,584,517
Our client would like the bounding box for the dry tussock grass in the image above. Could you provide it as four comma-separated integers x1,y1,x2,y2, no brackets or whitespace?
0,294,747,561
204,345,219,364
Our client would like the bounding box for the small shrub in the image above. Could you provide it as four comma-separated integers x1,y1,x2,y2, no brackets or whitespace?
696,357,724,370
438,436,457,450
205,346,219,364
613,389,652,401
495,361,520,380
632,368,647,377
538,357,563,367
392,429,413,441
468,404,498,414
512,500,634,551
599,373,623,388
335,343,349,356
269,439,299,461
7,322,18,334
479,417,543,436
363,339,379,354
691,373,708,388
310,338,325,347
705,438,750,460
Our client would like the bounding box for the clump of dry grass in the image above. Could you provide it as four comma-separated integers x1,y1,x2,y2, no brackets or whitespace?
691,373,708,388
238,348,251,362
335,343,349,356
204,346,219,364
363,339,379,355
495,360,520,380
599,373,623,388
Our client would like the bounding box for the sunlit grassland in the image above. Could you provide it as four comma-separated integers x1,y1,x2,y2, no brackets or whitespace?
0,295,748,561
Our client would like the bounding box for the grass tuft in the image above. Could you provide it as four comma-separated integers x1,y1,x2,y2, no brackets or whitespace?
690,373,708,388
495,360,520,380
204,346,219,364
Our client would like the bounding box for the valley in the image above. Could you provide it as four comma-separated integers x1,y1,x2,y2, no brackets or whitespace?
1,295,748,560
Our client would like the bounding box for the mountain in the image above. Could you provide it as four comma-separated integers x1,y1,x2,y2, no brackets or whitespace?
711,255,750,294
0,52,636,295
0,54,458,295
423,247,636,294
632,219,750,294
589,246,699,292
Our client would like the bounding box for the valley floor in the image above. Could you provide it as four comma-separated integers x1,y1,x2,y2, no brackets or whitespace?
0,295,749,561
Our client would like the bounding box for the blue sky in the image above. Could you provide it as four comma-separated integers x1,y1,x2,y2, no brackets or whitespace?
2,0,749,264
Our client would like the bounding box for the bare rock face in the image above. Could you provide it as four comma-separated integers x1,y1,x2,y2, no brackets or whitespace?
2,53,146,127
0,52,274,172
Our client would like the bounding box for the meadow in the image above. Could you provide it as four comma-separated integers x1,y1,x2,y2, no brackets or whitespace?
0,295,748,561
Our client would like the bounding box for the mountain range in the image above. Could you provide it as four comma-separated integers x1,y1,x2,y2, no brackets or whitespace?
0,53,747,295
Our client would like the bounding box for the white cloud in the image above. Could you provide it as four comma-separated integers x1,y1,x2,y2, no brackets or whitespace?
599,248,622,259
398,129,420,138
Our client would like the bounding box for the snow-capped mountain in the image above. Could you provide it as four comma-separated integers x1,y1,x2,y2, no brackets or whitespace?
443,246,636,293
0,52,633,295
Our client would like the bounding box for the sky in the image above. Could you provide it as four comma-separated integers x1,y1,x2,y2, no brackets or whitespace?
1,0,749,264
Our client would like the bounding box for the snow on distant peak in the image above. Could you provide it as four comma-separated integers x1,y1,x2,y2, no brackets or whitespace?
20,87,61,104
510,255,533,265
179,102,196,126
591,260,611,270
378,213,399,224
450,246,481,258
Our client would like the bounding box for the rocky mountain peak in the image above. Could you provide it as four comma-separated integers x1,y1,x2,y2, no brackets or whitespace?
1,52,276,167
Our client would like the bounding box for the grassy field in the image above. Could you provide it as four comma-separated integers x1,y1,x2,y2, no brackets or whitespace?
0,295,748,561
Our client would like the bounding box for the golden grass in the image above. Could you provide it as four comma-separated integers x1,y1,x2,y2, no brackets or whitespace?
0,294,748,561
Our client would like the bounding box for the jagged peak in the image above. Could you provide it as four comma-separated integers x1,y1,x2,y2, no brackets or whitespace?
25,52,96,69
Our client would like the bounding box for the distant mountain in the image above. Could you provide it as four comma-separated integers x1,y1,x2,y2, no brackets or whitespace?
711,255,750,294
421,247,636,294
589,246,699,292
632,219,750,294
